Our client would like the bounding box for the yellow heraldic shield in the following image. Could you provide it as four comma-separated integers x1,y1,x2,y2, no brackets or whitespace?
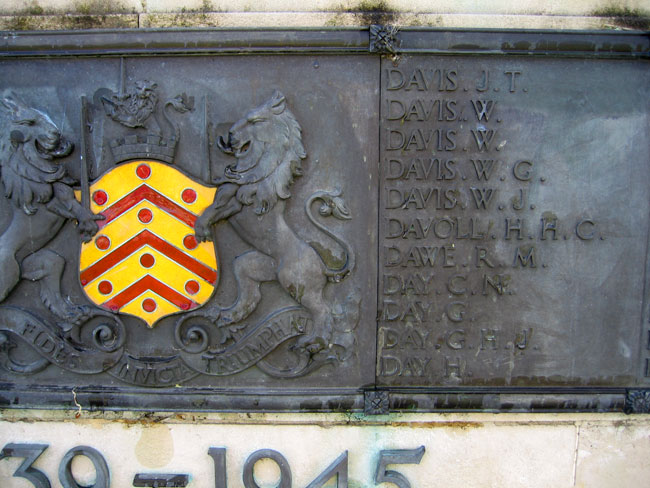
79,160,218,327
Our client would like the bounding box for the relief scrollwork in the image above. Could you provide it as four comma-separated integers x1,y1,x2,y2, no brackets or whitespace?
0,95,124,375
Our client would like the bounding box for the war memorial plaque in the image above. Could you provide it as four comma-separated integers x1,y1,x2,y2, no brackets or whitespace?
0,28,648,414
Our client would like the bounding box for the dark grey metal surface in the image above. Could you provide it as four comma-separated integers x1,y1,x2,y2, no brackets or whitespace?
378,55,649,388
0,27,648,412
0,28,647,59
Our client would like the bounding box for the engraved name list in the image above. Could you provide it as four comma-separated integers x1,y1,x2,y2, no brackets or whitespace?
376,57,642,387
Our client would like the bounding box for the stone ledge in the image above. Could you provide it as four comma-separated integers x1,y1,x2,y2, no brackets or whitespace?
2,0,650,16
0,12,643,30
2,408,649,425
0,13,138,29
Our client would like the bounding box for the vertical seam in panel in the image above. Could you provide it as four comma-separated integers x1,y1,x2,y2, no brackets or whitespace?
375,53,382,390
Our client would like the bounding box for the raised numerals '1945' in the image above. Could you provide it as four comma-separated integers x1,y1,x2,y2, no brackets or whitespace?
2,443,425,488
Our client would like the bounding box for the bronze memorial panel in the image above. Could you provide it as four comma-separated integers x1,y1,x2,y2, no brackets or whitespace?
0,28,648,413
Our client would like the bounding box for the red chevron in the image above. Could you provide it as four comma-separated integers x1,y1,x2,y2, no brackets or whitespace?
98,185,196,229
80,229,217,285
102,274,200,311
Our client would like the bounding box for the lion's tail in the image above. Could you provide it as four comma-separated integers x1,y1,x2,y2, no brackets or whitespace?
305,189,355,283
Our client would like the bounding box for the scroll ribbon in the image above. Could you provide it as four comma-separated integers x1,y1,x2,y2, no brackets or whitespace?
0,306,123,374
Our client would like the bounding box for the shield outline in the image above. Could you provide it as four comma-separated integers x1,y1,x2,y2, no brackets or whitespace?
78,159,219,327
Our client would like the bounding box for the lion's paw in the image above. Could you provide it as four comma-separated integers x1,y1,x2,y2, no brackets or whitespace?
78,215,105,243
215,312,233,327
56,304,97,331
216,322,248,345
293,334,329,355
194,215,214,243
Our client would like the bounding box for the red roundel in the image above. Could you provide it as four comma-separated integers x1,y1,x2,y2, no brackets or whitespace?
185,280,200,295
98,280,113,295
182,188,197,204
142,298,157,313
136,164,151,179
140,253,155,268
183,234,198,250
95,235,111,250
138,208,153,224
92,190,108,206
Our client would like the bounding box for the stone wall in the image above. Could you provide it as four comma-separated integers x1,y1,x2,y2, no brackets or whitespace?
2,410,650,488
0,0,649,30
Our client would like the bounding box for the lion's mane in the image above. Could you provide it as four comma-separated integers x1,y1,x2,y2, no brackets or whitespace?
0,101,70,215
234,104,307,215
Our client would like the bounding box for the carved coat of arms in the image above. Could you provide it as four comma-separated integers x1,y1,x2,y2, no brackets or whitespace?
0,70,360,386
79,160,218,327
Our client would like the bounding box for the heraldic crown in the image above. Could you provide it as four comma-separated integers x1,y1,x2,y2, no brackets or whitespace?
96,81,194,165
